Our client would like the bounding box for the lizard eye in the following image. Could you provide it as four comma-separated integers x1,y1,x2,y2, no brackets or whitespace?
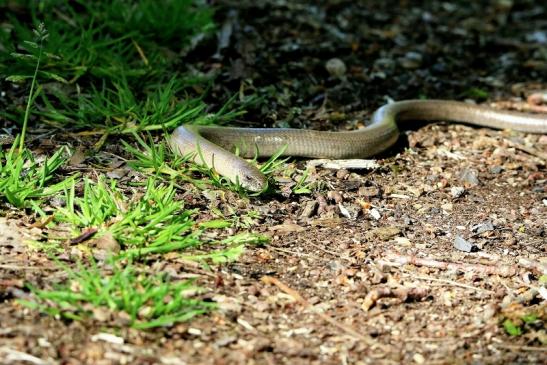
240,174,266,192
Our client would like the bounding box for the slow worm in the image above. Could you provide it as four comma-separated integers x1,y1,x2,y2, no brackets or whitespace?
170,100,547,191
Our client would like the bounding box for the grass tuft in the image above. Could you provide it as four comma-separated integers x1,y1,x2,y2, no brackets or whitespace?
55,177,200,254
1,1,272,330
0,136,73,209
20,258,214,329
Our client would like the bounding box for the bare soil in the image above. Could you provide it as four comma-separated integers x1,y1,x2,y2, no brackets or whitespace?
1,1,546,364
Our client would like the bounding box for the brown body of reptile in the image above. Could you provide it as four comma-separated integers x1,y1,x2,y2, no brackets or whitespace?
170,100,547,192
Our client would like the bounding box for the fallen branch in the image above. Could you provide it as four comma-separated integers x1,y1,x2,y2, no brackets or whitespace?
378,252,517,277
361,287,429,311
404,273,493,293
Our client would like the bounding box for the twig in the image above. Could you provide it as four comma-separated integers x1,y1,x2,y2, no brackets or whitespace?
493,343,547,352
378,252,517,277
261,275,375,344
361,287,429,311
269,246,325,260
0,347,51,365
504,139,547,161
306,241,351,260
0,264,52,271
403,272,493,293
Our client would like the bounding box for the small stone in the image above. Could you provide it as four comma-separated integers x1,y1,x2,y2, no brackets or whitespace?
338,203,352,219
450,186,465,198
336,169,349,179
327,191,344,203
407,186,423,197
369,208,381,220
300,200,318,218
106,168,129,179
325,58,347,78
441,203,453,212
458,168,480,187
94,232,120,253
399,51,423,69
490,166,503,174
327,260,345,272
413,353,425,364
367,226,401,241
215,336,237,347
91,307,112,322
358,186,380,197
454,235,477,253
394,236,411,245
188,328,202,336
472,221,495,234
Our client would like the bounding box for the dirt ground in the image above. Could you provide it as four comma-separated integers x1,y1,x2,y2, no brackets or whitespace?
1,1,546,364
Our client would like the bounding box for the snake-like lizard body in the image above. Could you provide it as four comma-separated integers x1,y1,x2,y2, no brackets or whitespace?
170,100,547,191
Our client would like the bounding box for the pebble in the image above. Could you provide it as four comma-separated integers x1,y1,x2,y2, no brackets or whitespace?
472,221,494,234
450,186,465,198
300,200,318,218
325,58,347,78
490,166,503,174
327,191,344,203
327,260,345,272
358,186,380,197
399,51,423,69
454,235,476,252
369,208,381,220
413,353,426,364
336,169,350,179
458,168,480,186
366,226,400,241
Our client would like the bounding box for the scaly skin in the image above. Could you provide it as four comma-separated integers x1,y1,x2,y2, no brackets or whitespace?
169,100,547,192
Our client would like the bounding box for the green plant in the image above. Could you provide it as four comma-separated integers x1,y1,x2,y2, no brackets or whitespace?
55,177,201,254
6,22,49,151
292,169,314,194
180,232,269,265
0,137,73,209
502,313,543,338
20,258,214,329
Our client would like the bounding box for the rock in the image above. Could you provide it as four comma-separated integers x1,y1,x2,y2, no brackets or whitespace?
327,260,345,272
450,186,465,198
472,221,495,234
490,166,503,174
366,226,401,241
454,235,477,252
458,168,480,187
93,232,120,253
300,200,318,218
358,186,380,197
325,58,347,78
399,51,423,69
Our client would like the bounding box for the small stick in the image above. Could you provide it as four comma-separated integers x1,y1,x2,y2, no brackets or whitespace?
378,252,517,277
261,275,375,344
403,273,493,293
361,287,429,311
493,343,547,352
504,139,547,161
